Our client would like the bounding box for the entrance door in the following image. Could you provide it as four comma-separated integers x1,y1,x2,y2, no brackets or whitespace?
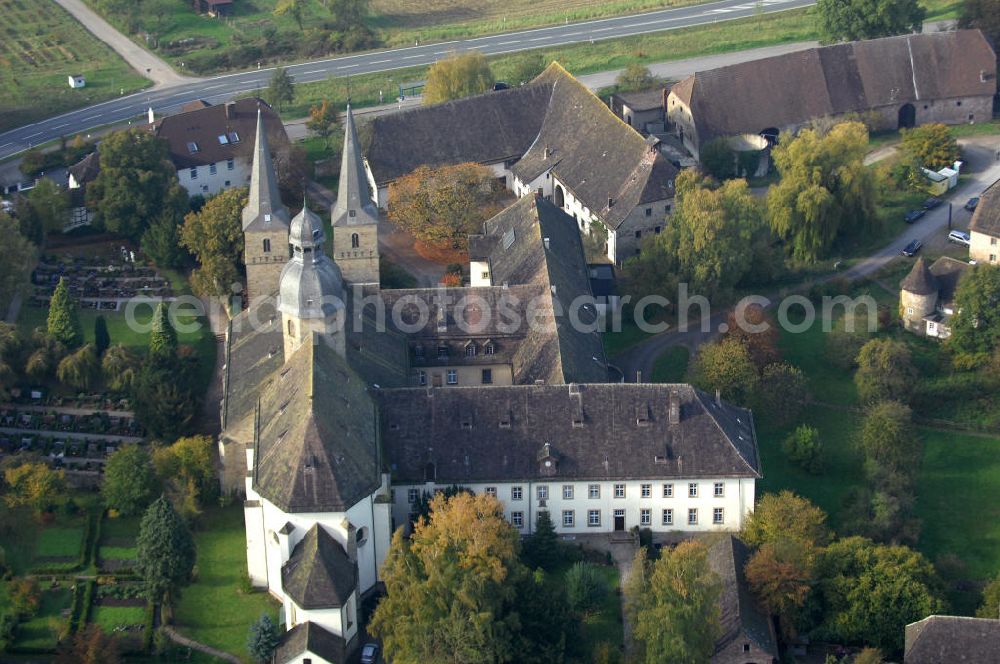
431,373,442,387
614,509,626,531
898,103,916,129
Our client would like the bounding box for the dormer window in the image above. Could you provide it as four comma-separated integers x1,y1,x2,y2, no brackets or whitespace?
217,134,229,145
187,141,199,153
484,342,495,355
437,344,448,360
312,228,321,240
465,343,477,357
228,131,240,143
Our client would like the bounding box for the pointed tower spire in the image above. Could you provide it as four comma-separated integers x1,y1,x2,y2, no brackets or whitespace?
332,105,379,228
331,104,381,286
242,108,290,232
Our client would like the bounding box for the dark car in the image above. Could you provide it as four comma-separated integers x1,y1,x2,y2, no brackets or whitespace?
492,81,510,91
904,209,926,224
902,239,923,257
360,642,380,664
965,197,980,211
922,197,942,210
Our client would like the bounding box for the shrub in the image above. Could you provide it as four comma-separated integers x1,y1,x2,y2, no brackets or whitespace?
565,562,608,613
782,425,824,473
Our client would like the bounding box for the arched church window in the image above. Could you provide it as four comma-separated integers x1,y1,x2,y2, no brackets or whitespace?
351,233,360,248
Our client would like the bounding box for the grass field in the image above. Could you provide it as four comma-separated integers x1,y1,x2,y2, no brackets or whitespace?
35,527,85,558
10,587,74,651
90,604,147,631
0,0,149,133
173,507,280,661
575,564,623,655
650,346,689,383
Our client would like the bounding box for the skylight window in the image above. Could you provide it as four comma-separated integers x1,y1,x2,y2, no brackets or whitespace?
217,135,229,145
228,131,240,143
502,228,516,251
187,141,199,153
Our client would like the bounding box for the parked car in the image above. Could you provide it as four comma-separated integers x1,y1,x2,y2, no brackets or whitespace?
492,81,510,91
965,197,980,211
904,209,926,224
922,197,942,210
948,230,971,245
360,642,380,664
902,239,923,256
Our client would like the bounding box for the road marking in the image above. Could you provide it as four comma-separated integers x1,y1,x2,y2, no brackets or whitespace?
51,124,69,130
497,40,519,45
0,143,11,151
402,55,423,59
338,64,359,69
302,69,326,75
371,59,391,64
592,26,615,31
25,132,43,139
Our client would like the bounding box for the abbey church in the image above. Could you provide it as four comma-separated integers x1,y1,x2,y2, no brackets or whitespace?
221,99,764,664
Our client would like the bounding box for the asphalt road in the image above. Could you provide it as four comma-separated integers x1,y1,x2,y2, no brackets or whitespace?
0,0,815,161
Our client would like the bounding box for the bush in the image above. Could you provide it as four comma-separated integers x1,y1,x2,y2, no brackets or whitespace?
565,562,608,613
782,425,824,473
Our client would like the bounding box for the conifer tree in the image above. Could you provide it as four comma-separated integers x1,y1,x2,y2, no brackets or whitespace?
148,302,177,361
247,614,280,664
136,496,195,604
93,315,110,358
47,278,82,348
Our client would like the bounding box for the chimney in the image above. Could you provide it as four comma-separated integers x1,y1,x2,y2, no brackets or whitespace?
715,389,722,407
669,390,680,424
543,145,550,159
543,237,550,250
147,106,154,125
225,101,236,120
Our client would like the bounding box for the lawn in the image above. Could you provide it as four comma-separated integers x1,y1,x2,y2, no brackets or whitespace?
576,564,623,655
0,0,149,133
10,586,74,652
90,604,147,631
35,527,85,558
173,507,280,661
650,346,689,383
603,318,654,360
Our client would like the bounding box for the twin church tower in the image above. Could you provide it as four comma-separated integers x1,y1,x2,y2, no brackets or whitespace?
242,104,381,322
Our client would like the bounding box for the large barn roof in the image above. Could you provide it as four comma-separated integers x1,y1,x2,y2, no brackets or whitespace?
674,30,997,143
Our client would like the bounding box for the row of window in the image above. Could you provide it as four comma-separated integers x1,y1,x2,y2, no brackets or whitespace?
406,482,726,503
507,507,725,529
188,158,236,180
417,368,493,386
415,342,496,360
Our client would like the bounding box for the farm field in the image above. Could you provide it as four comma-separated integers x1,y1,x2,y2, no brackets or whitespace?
0,0,149,133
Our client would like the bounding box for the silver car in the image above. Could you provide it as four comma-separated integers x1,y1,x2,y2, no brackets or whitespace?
948,230,971,246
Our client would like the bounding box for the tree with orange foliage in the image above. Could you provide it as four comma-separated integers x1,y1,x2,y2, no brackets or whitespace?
388,163,506,253
744,538,816,638
724,303,781,371
306,99,340,148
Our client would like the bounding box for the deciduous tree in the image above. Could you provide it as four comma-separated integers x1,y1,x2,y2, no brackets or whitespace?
85,129,187,240
816,0,925,42
816,536,944,654
47,278,82,349
756,362,809,427
745,538,816,636
424,52,494,105
102,444,158,516
949,264,1000,365
626,540,722,664
152,435,218,519
273,0,305,30
369,492,524,663
742,491,831,549
179,187,248,296
978,573,1000,619
307,99,341,147
136,495,196,604
0,213,37,313
20,179,68,244
615,63,657,91
3,462,66,513
56,344,99,391
858,400,919,480
688,338,759,405
854,338,918,404
767,122,877,262
507,53,546,85
565,562,607,613
329,0,370,32
782,424,824,474
102,344,140,392
267,67,295,112
900,123,960,170
388,163,506,251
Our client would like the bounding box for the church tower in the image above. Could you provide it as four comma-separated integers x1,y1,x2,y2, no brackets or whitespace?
332,105,380,286
278,201,347,361
243,109,291,307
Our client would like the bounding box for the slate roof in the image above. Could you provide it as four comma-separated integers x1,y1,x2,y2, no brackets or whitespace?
900,257,938,295
928,256,970,306
611,89,665,112
154,97,289,170
364,83,553,185
274,621,348,664
281,524,357,609
471,194,608,383
220,299,284,438
253,335,380,513
68,151,100,186
512,64,678,229
332,105,380,228
378,383,761,483
243,109,290,233
904,615,1000,664
969,179,1000,238
707,535,779,660
675,30,997,143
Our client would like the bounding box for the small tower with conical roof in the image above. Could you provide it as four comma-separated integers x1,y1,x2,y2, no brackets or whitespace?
900,257,939,334
332,105,380,286
243,109,291,307
278,201,347,360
